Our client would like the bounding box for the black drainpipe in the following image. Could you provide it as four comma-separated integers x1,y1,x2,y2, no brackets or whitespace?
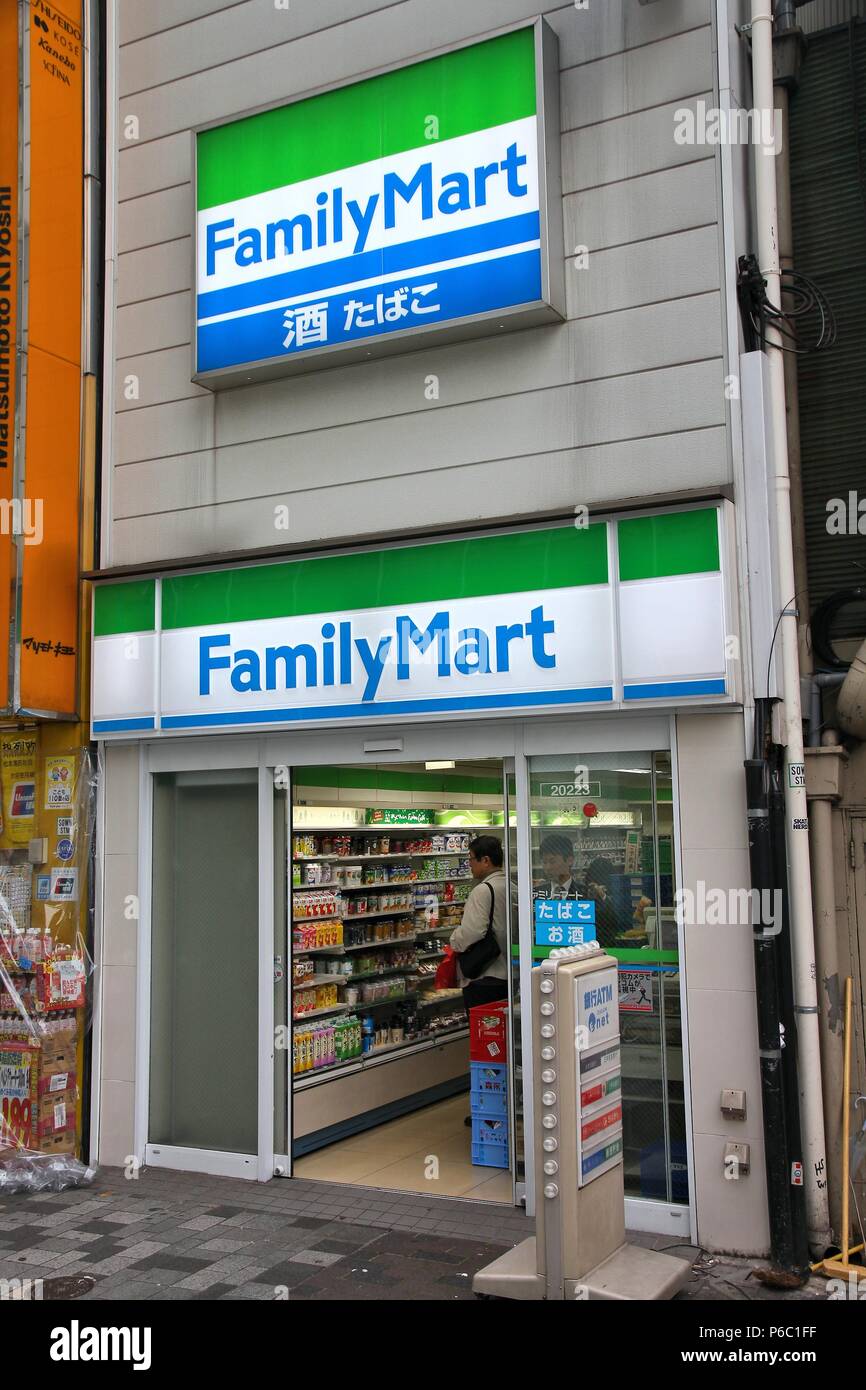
744,698,810,1278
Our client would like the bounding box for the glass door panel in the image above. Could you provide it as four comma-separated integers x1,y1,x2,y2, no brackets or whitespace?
503,766,524,1195
150,769,259,1154
274,780,289,1162
526,751,686,1207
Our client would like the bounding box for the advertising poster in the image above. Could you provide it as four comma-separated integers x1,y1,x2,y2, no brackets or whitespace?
0,731,38,845
0,1044,39,1150
45,754,76,810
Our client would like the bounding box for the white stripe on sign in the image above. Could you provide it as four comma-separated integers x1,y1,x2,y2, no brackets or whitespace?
159,587,615,722
92,633,158,724
197,117,539,295
619,572,726,684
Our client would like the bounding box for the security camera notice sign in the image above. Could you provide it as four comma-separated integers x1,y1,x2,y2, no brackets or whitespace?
618,969,654,1014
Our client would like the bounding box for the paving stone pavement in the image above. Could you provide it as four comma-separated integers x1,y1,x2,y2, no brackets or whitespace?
0,1166,832,1301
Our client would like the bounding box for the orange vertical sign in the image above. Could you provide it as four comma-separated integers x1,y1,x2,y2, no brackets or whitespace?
19,0,83,715
0,0,18,710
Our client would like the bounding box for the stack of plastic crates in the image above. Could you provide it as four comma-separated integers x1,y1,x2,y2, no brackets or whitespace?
469,1001,509,1169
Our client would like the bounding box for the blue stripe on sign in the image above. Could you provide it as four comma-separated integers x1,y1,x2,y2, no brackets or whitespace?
196,246,543,373
160,686,615,730
623,679,727,701
197,211,542,320
93,717,156,733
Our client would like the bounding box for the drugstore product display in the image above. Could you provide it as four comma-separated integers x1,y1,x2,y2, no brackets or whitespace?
1,907,87,1158
291,822,475,1080
0,746,96,1177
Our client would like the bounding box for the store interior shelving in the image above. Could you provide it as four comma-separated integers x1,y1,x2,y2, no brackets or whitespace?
290,821,478,1081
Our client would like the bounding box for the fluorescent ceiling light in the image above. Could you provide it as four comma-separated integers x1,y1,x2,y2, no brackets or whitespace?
425,760,456,770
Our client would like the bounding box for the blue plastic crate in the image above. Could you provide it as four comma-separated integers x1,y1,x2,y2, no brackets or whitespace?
471,1115,508,1147
470,1061,508,1096
471,1140,510,1169
470,1087,508,1117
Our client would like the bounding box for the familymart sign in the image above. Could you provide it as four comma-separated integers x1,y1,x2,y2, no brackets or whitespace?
194,24,564,384
91,508,733,737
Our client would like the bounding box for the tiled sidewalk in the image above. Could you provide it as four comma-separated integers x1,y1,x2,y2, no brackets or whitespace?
0,1166,831,1301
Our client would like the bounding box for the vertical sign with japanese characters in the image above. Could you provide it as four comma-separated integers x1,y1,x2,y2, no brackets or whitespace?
194,23,565,384
17,0,84,716
0,0,19,710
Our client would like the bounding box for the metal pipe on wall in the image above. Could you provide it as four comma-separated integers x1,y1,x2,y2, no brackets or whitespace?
750,0,831,1251
773,84,812,677
809,786,844,1241
768,754,811,1270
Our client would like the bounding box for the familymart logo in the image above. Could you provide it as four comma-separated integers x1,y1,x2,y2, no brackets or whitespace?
198,604,558,704
194,28,544,374
50,1320,151,1371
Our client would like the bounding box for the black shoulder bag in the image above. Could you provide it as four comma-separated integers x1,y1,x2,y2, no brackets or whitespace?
458,881,501,980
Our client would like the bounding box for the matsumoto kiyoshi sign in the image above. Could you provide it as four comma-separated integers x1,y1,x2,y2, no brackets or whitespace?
193,24,564,383
91,508,734,738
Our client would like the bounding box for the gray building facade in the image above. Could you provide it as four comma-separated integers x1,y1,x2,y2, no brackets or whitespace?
91,0,786,1256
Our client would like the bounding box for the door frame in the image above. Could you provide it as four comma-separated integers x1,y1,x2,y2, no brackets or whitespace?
266,718,522,1188
134,737,275,1182
131,713,696,1240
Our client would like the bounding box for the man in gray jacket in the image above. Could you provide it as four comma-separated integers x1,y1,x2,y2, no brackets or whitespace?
450,835,509,1128
449,835,509,1013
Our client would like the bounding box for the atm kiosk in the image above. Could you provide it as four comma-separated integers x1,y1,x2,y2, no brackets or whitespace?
473,943,691,1300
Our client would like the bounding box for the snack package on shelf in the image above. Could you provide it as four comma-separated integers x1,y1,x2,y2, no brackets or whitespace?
0,744,97,1189
292,919,344,951
292,1015,363,1074
293,888,342,920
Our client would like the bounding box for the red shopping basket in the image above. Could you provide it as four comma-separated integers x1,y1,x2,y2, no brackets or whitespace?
469,1001,509,1062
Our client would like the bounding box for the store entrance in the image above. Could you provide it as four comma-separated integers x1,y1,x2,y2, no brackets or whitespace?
279,759,519,1205
141,719,692,1232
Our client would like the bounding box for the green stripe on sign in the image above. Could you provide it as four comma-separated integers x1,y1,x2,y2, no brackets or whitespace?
94,581,156,637
162,525,609,631
196,27,537,210
617,508,720,582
